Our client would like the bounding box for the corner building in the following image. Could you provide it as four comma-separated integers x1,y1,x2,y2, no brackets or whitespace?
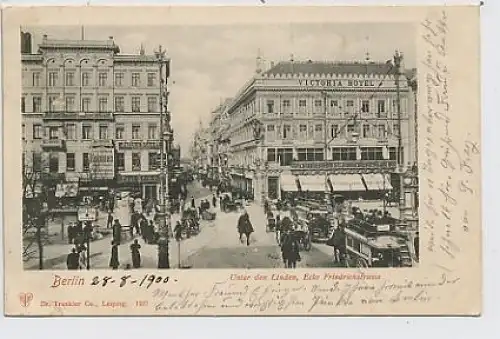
223,60,417,204
21,35,169,201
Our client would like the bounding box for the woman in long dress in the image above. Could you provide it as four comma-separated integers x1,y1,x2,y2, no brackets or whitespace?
130,239,141,268
109,241,119,270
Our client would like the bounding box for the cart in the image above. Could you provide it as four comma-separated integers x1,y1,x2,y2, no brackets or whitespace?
342,219,412,268
201,210,217,221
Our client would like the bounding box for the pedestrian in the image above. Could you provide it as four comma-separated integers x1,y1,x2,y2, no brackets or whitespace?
212,194,217,208
67,223,75,245
140,217,148,242
66,248,79,270
135,214,143,235
191,196,195,209
130,239,141,268
109,240,120,270
107,212,113,228
77,243,87,269
130,213,137,237
112,219,122,245
75,220,83,235
174,220,183,242
281,232,300,268
275,215,281,244
237,209,254,246
83,221,93,243
148,220,156,244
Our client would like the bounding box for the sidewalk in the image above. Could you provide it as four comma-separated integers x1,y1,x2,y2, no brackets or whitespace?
36,187,215,270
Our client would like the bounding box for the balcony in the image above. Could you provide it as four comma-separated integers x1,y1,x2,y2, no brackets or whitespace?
41,139,65,150
40,172,66,181
291,160,397,173
43,112,114,121
92,139,114,148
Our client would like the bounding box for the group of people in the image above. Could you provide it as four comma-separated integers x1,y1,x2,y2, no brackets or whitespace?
274,216,301,268
351,207,395,225
108,239,142,270
65,243,88,270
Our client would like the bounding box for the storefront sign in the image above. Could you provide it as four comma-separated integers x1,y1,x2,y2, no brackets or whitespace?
90,149,114,179
292,160,397,171
77,207,97,221
298,79,376,88
117,140,161,150
117,174,159,184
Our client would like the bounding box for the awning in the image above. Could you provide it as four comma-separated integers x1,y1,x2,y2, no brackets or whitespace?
280,174,299,192
361,173,393,190
297,175,326,192
328,174,366,191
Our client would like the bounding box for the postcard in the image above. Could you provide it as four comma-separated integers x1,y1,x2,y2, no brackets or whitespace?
2,4,481,316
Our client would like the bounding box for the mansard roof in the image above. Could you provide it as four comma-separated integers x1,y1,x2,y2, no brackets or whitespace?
263,60,399,77
38,38,120,53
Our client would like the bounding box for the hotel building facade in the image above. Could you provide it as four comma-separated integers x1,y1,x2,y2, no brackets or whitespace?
21,33,169,201
209,59,418,216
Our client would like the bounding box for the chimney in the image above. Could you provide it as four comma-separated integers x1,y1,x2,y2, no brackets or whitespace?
43,34,47,41
20,32,32,54
109,36,113,40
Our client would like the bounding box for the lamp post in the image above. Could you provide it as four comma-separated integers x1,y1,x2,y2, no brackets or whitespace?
394,50,406,219
251,119,264,204
155,45,170,269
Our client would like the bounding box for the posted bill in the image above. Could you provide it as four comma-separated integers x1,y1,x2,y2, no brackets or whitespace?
2,4,481,316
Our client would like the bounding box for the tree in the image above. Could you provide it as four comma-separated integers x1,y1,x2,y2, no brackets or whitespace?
22,162,50,269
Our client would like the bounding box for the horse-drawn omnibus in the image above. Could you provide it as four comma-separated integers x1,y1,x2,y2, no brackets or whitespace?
342,218,412,268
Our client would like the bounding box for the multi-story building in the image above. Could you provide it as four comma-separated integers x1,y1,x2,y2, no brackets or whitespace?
21,33,169,201
190,121,211,173
217,58,417,208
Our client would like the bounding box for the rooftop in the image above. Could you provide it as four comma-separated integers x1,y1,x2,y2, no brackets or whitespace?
38,38,120,53
262,60,413,77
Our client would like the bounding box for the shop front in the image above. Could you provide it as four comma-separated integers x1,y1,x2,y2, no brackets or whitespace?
116,172,160,201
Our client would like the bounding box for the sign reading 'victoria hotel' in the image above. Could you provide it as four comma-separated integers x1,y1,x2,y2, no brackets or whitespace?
298,79,378,87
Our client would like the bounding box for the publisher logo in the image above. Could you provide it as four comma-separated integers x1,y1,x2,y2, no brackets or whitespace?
19,292,33,307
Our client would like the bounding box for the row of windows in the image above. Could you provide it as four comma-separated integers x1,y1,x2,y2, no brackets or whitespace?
265,122,400,140
266,147,401,165
22,95,159,113
30,71,158,88
264,98,399,116
26,123,158,140
30,152,159,173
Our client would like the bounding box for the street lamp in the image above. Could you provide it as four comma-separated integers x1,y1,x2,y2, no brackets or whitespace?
393,50,406,219
251,119,264,204
155,45,171,269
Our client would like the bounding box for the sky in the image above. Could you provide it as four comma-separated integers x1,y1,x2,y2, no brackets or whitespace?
25,23,416,153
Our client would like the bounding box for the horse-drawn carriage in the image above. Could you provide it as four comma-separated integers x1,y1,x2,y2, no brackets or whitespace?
342,218,412,268
201,210,216,221
308,211,334,243
180,207,200,237
221,193,241,213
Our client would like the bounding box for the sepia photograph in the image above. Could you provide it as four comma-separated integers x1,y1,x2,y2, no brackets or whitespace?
3,4,482,317
20,23,420,271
